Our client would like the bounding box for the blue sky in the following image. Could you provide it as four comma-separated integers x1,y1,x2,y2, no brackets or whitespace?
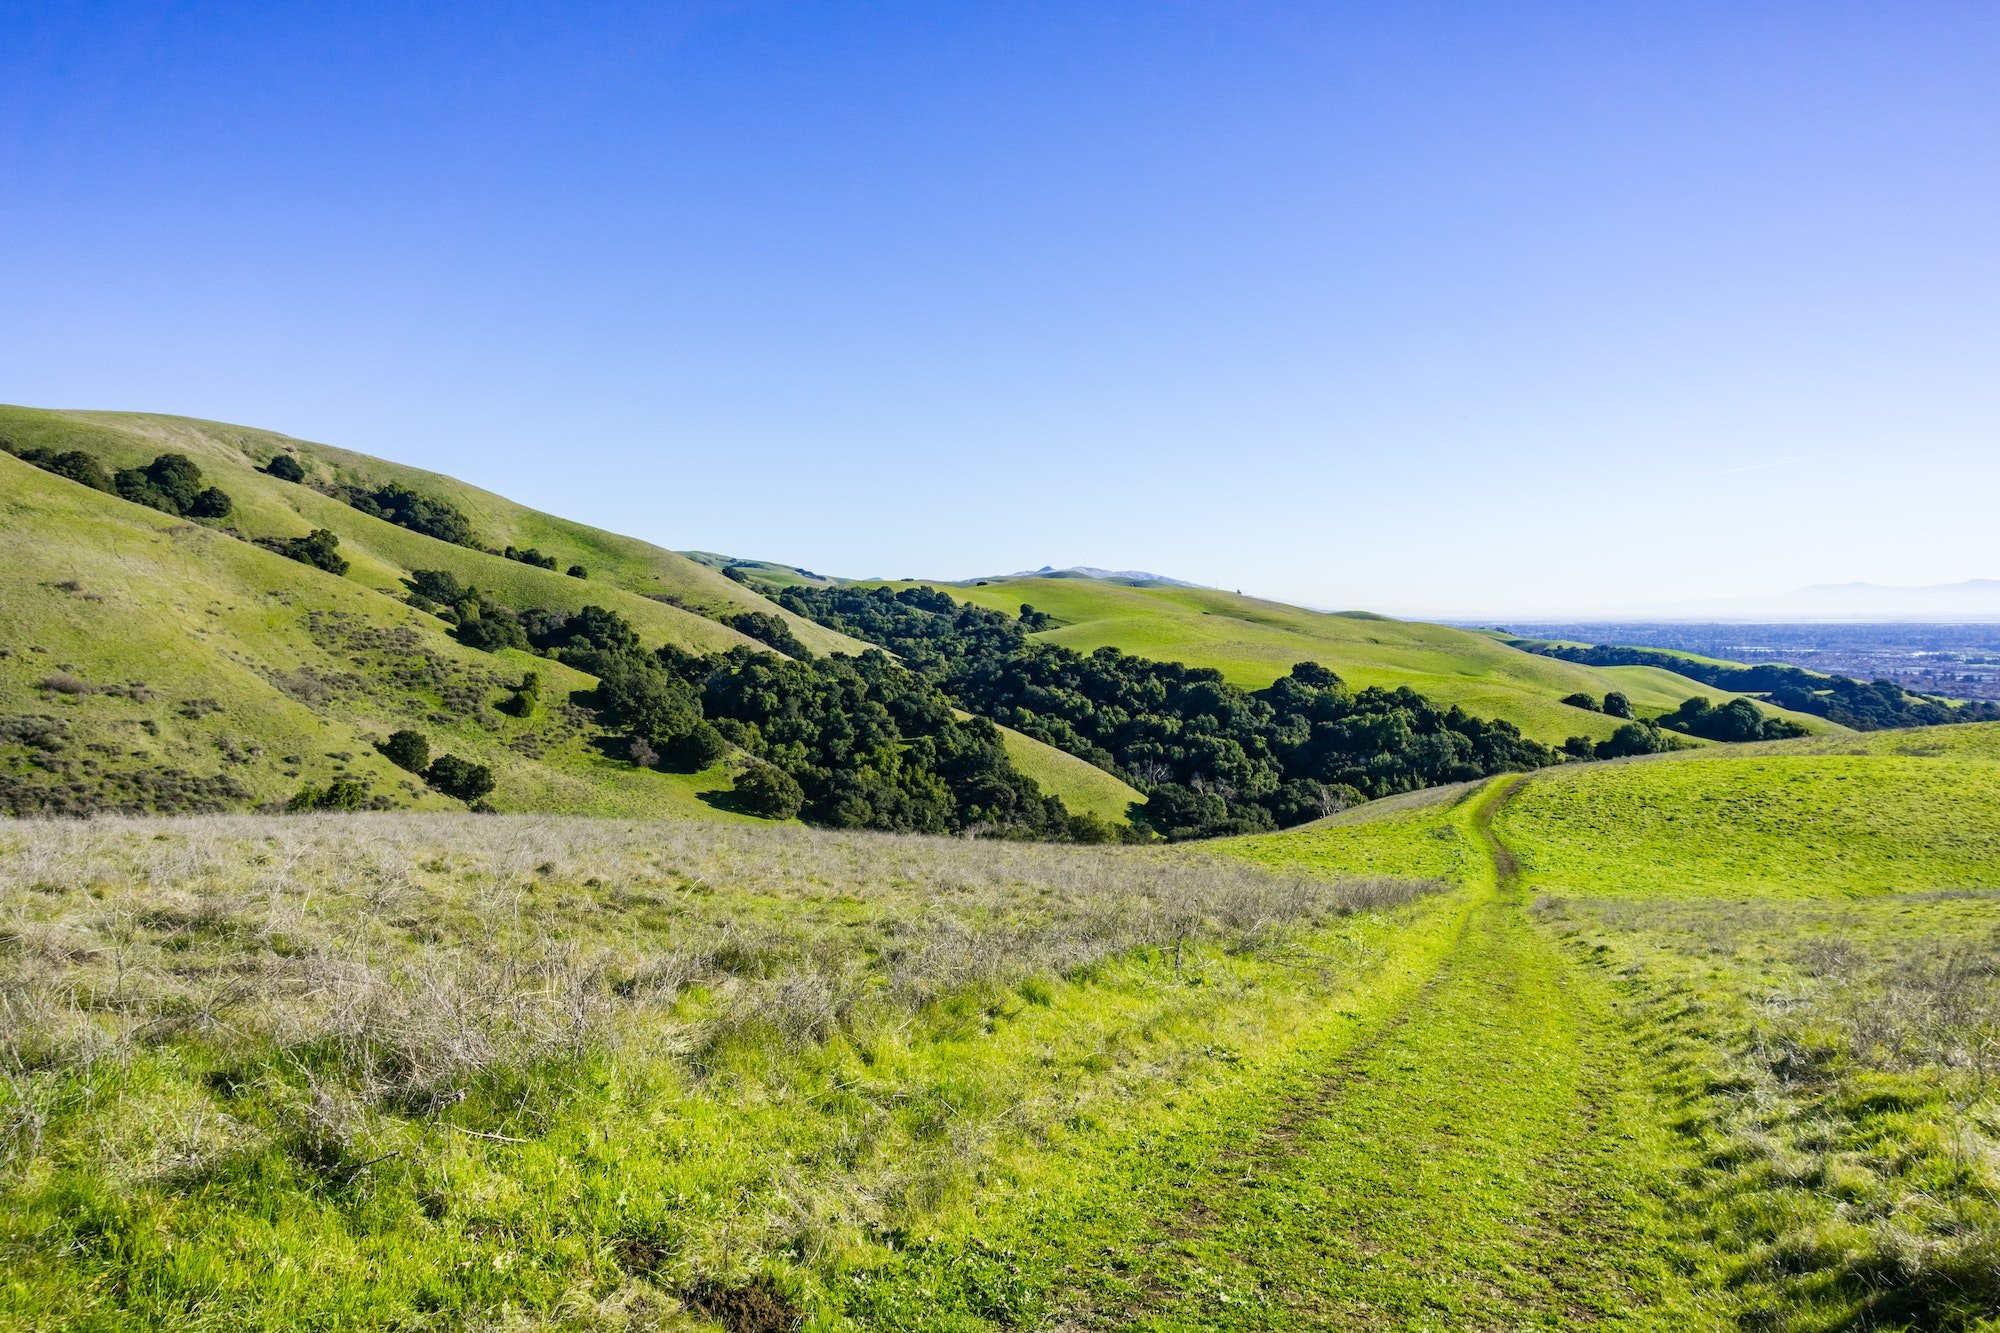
3,1,1996,616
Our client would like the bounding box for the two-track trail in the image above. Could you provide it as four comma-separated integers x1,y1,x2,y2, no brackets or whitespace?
1044,777,1713,1332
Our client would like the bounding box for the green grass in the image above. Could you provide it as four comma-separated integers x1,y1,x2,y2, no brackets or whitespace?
1484,728,2000,1327
991,725,1142,825
878,576,1839,746
1536,890,2000,1329
1215,781,1486,882
1497,739,2000,898
0,814,1435,1331
6,731,1999,1328
903,777,1717,1331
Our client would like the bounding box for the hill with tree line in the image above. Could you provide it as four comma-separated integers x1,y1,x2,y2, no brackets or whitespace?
0,407,1133,827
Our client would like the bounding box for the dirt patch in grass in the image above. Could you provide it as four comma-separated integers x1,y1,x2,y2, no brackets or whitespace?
683,1276,802,1332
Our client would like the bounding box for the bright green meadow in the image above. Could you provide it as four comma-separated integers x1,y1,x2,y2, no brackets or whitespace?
6,727,1996,1329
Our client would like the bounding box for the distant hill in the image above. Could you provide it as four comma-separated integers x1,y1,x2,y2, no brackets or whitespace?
867,575,1838,747
998,565,1207,588
1672,579,2000,621
679,550,839,590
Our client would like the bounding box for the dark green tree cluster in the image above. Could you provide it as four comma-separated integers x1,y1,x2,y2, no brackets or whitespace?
288,777,369,812
378,728,430,773
373,726,493,804
7,443,232,519
1590,720,1693,759
734,761,804,819
680,647,1076,836
1524,642,1999,729
8,445,115,492
1560,690,1632,717
422,577,1085,836
344,482,478,547
264,453,307,482
565,646,726,770
405,571,641,658
424,753,494,804
775,585,1559,839
501,671,541,718
274,528,348,575
116,453,234,518
1658,696,1808,743
725,611,812,658
503,545,557,569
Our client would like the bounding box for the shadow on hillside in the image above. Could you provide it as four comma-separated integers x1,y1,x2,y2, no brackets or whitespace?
696,786,765,818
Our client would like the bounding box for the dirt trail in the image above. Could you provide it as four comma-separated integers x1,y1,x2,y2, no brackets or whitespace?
1052,775,1704,1331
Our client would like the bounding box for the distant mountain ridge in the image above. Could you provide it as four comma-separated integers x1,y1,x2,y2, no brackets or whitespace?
1000,565,1208,588
1699,579,2000,622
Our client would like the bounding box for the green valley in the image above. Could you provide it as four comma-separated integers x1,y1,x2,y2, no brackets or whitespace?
4,405,1999,1332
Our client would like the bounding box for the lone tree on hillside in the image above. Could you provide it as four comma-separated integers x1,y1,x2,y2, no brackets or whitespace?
265,453,306,482
1602,691,1633,719
379,729,430,773
1561,692,1600,711
280,529,348,575
424,754,494,804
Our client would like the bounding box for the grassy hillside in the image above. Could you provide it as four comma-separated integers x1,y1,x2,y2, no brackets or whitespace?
2,408,1136,828
680,550,838,590
1492,726,2000,1327
877,575,1837,746
1500,750,2000,897
0,407,866,658
991,725,1141,825
0,453,748,818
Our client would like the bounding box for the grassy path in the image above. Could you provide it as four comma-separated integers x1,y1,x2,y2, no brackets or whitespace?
1035,778,1711,1331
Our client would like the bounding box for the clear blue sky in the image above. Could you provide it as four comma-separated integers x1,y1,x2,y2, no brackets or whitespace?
4,2,1996,616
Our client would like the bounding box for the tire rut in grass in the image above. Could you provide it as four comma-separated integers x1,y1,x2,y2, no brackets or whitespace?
1049,779,1675,1330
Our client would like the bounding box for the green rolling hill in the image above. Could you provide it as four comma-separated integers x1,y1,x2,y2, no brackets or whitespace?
0,407,1141,824
0,449,747,818
868,574,1839,746
0,407,860,657
5,404,1997,1330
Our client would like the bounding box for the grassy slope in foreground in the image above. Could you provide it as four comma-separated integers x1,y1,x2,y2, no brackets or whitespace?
1496,724,2000,897
0,453,746,818
881,575,1837,746
0,814,1438,1331
944,779,1711,1329
1497,724,2000,1328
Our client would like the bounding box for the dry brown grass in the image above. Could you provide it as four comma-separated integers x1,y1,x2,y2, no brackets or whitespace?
0,812,1434,1173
